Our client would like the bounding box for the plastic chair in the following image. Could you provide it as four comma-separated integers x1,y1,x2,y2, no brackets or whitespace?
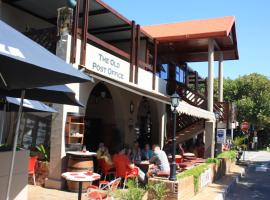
123,167,139,188
86,177,121,200
98,159,115,181
28,156,38,185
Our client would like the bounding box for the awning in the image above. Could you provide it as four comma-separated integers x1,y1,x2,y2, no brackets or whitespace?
86,69,215,121
175,101,216,121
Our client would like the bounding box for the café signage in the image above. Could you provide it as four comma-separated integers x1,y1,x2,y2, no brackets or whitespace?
85,44,130,83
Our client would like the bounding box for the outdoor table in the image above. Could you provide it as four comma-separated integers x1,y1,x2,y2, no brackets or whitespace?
66,151,97,157
135,160,150,173
62,171,101,200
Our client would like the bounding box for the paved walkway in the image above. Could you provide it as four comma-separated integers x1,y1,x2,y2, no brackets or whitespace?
28,185,86,200
191,163,244,200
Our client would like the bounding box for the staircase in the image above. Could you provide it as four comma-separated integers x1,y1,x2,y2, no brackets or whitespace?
176,82,226,121
166,82,228,144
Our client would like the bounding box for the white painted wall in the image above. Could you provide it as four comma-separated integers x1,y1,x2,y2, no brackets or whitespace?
0,2,54,32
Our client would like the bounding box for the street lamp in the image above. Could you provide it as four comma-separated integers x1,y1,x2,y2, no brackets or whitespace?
169,92,180,181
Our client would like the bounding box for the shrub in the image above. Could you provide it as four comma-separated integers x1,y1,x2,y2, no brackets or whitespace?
206,157,221,166
217,150,236,160
147,182,168,200
177,164,208,193
114,180,146,200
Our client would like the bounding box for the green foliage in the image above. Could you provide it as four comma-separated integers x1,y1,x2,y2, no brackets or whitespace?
215,73,270,129
177,164,208,193
115,180,146,200
232,136,248,150
217,150,237,160
36,144,49,162
147,182,168,200
206,157,221,166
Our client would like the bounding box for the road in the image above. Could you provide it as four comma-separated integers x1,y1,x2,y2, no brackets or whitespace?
226,151,270,200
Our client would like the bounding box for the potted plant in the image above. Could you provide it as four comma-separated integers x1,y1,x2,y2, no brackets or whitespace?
232,136,247,162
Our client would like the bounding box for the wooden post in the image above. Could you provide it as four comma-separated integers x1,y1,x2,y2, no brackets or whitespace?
134,24,140,84
70,0,80,63
152,39,158,90
80,0,89,66
129,21,136,83
195,71,198,91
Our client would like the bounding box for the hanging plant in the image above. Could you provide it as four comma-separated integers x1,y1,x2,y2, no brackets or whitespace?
57,7,73,36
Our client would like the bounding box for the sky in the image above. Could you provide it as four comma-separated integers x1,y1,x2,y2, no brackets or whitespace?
103,0,270,79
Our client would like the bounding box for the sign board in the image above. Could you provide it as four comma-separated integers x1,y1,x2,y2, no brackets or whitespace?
253,136,258,143
200,169,211,189
85,43,130,83
217,129,226,144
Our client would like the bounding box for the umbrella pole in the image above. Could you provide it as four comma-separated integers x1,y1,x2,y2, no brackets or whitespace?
0,104,6,144
5,90,25,200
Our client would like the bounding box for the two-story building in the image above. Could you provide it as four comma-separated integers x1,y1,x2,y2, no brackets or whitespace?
0,0,238,190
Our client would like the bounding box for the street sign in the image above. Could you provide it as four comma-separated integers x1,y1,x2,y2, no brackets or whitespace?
217,129,226,144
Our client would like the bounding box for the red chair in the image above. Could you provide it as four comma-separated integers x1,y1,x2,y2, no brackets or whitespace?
86,178,121,200
28,156,38,185
123,167,139,188
98,159,115,181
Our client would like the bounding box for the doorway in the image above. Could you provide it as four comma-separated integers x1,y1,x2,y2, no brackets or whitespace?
84,83,120,153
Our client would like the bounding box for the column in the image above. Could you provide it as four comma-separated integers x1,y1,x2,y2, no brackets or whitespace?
218,53,224,102
45,35,79,189
205,39,215,158
207,39,214,112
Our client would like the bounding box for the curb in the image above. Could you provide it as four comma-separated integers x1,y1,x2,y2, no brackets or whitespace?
214,166,246,200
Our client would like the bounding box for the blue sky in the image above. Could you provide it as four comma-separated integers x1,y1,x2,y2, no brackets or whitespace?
103,0,270,79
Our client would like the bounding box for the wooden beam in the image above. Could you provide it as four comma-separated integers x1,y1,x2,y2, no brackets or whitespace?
195,71,199,91
152,39,158,90
91,27,131,35
70,0,80,63
89,24,131,34
129,21,136,83
80,0,89,66
86,32,130,61
134,24,140,84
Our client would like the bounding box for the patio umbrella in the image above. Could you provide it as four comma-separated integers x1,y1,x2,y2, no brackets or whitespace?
0,84,84,107
0,97,57,113
0,20,90,200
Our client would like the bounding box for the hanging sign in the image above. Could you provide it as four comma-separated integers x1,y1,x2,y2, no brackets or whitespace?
217,129,226,144
85,43,130,83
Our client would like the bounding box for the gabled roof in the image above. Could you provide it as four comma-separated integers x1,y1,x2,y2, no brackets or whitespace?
142,16,235,42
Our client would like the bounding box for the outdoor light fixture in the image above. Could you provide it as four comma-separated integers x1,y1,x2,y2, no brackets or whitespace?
171,92,180,108
169,92,180,181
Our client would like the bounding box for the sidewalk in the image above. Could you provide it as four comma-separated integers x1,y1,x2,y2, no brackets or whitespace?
28,185,85,200
191,164,245,200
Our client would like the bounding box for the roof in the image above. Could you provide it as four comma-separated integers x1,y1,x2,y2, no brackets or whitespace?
142,16,235,42
142,16,239,62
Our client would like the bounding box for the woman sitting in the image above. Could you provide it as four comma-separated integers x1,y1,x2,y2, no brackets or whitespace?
141,143,153,160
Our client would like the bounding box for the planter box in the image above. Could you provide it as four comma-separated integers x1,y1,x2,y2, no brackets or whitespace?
0,150,29,200
148,176,194,200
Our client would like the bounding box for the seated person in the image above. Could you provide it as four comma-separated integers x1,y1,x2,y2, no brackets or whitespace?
97,143,113,166
113,147,146,183
141,144,153,160
148,145,170,177
130,141,142,162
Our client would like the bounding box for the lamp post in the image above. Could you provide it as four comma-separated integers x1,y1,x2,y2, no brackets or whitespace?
169,92,180,181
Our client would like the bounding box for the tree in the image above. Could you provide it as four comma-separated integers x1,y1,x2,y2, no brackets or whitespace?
217,73,270,129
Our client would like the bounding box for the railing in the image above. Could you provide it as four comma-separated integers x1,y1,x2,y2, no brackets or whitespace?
24,28,58,54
